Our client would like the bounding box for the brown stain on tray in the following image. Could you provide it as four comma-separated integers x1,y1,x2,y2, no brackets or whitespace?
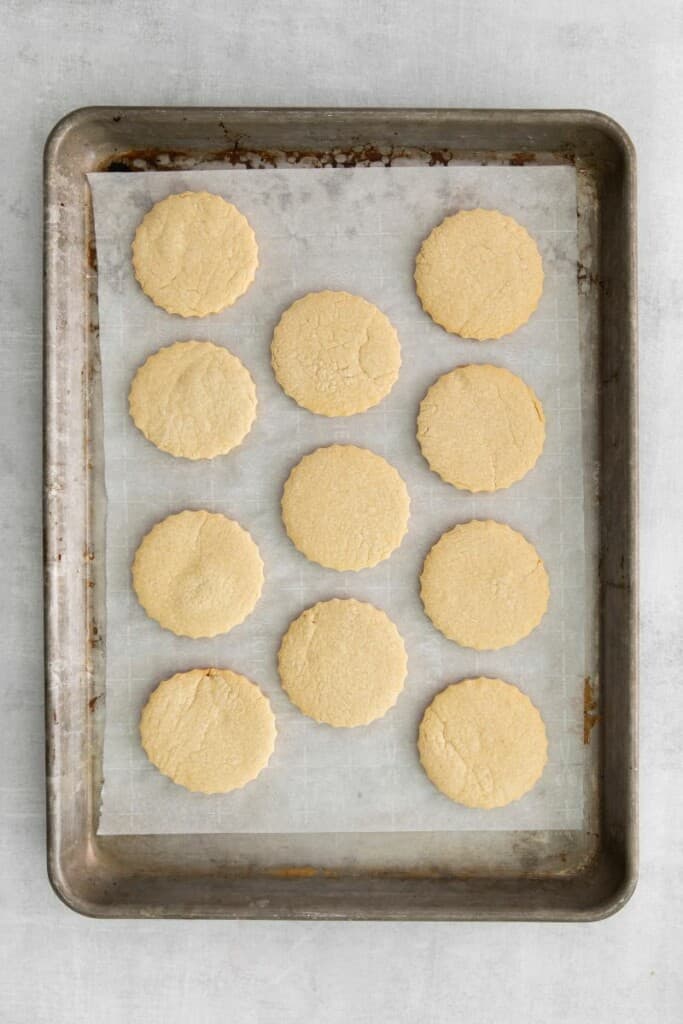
583,676,599,744
249,863,563,882
265,865,321,879
259,865,455,881
509,151,537,166
96,143,576,177
97,144,458,173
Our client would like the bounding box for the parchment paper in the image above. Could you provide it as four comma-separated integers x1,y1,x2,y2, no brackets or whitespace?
89,165,593,834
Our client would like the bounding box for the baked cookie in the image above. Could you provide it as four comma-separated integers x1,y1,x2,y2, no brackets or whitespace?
140,668,276,794
281,444,410,571
418,677,548,808
417,363,545,491
415,209,543,340
132,191,258,317
271,290,401,416
278,598,407,727
420,520,549,650
132,510,264,638
129,340,257,459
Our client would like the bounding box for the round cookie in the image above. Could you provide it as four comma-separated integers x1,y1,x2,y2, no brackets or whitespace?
140,668,276,794
132,510,264,638
417,364,545,492
281,445,410,571
418,677,548,809
271,290,401,416
414,209,544,340
278,598,407,727
129,340,257,460
420,520,549,650
132,191,258,317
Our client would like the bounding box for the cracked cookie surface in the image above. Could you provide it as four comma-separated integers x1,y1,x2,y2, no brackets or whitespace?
417,364,545,492
271,290,401,416
278,598,407,727
415,208,543,340
132,510,264,638
281,445,410,571
132,191,258,317
418,677,547,808
129,340,257,459
140,668,276,794
420,520,549,650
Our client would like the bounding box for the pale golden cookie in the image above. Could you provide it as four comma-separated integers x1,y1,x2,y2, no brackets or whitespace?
271,290,401,416
129,341,257,460
281,445,410,571
417,364,545,492
418,677,548,808
278,598,407,727
415,209,544,340
420,520,549,650
140,668,276,794
132,191,258,317
132,510,263,638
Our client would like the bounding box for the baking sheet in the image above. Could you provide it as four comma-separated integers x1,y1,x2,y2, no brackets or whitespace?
89,164,592,835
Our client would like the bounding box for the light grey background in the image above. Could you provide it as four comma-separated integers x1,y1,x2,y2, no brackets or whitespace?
2,0,681,1021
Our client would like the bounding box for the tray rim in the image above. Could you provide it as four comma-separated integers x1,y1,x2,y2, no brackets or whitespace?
44,105,638,921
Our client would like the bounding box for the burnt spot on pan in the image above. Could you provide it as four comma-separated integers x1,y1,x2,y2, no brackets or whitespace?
98,144,459,173
89,618,102,651
99,149,195,172
98,143,577,174
509,151,537,166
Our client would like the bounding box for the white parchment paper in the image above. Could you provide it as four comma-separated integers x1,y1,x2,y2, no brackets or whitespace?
89,165,592,834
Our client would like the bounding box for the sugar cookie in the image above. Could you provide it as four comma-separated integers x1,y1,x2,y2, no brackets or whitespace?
278,598,407,727
271,290,401,416
129,340,257,459
132,191,258,317
140,668,276,794
418,677,548,808
415,209,543,340
417,364,545,491
132,510,263,638
281,445,410,571
420,520,549,650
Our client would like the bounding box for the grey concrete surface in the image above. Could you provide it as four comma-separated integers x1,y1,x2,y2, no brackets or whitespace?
2,1,682,1021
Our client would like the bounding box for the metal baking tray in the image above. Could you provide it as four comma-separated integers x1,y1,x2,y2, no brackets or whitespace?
44,107,638,920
